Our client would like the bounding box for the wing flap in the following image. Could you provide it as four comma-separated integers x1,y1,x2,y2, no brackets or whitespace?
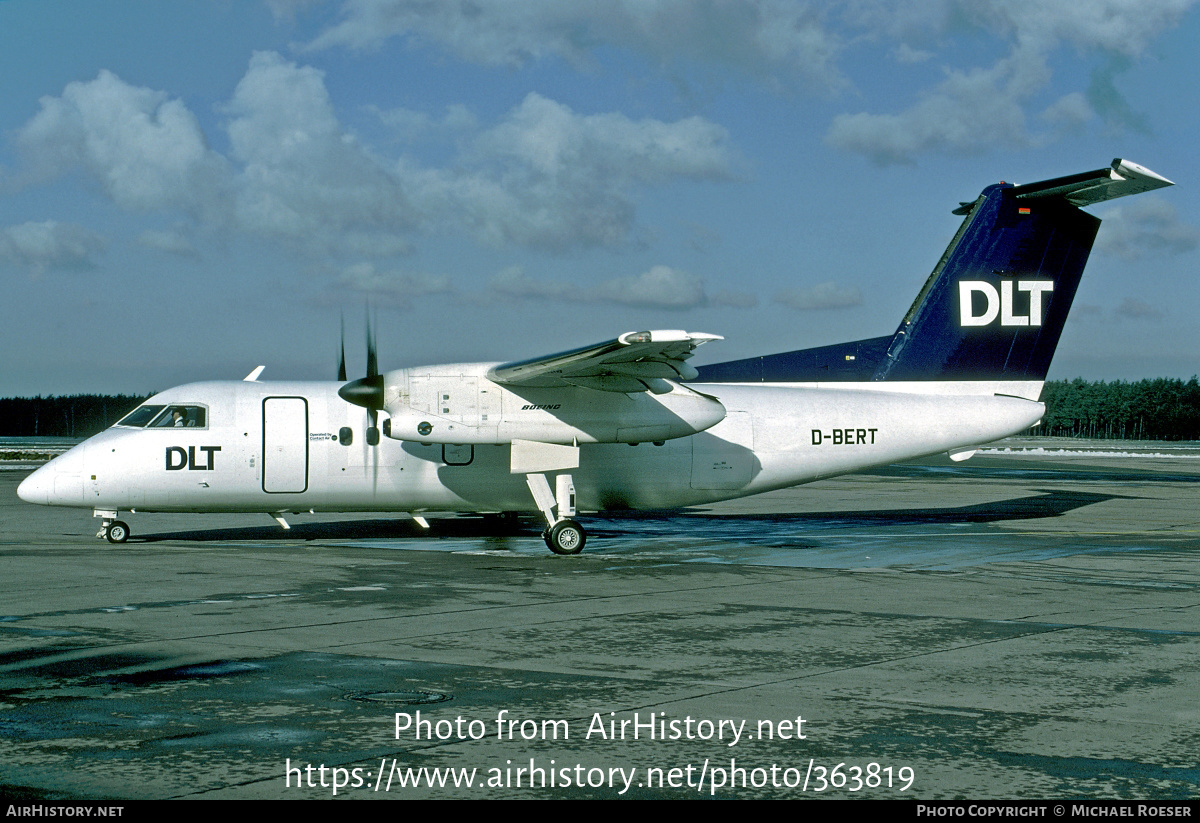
489,330,722,392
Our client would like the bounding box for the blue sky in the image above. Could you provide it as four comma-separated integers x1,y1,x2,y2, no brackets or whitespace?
2,0,1197,396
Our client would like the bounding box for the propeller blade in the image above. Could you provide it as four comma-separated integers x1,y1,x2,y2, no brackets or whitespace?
337,314,347,382
338,304,383,452
367,407,380,446
366,306,378,379
338,307,385,413
370,408,379,493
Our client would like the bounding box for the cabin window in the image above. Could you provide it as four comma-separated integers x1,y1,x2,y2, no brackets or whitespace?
339,427,353,446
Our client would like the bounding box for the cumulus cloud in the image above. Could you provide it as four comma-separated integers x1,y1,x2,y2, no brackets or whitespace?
293,0,1194,167
335,262,452,308
14,56,418,259
0,221,107,271
489,264,756,310
11,56,734,261
414,93,735,249
1040,92,1093,131
825,0,1194,163
225,52,417,254
826,43,1046,164
960,0,1195,56
303,0,844,90
471,93,731,184
16,71,232,221
846,0,1194,59
1095,198,1200,260
591,265,709,309
774,280,862,310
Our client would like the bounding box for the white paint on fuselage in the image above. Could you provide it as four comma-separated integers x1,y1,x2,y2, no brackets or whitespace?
18,378,1044,518
719,380,1045,401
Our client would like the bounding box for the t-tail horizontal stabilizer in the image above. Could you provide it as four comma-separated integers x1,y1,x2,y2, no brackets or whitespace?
695,159,1173,391
876,158,1172,384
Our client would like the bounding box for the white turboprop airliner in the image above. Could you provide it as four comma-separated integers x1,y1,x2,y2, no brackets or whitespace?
18,159,1173,553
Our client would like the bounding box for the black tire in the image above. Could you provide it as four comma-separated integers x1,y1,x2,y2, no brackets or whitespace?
106,521,130,544
546,519,585,555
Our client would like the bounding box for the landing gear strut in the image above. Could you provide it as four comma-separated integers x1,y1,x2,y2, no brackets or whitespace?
95,509,130,543
525,473,587,555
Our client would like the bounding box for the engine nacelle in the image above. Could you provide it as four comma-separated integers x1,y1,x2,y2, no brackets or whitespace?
378,365,725,445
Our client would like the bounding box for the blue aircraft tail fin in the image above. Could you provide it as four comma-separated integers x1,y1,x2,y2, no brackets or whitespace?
695,159,1172,386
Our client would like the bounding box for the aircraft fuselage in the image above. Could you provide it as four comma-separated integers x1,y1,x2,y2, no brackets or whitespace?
18,378,1043,516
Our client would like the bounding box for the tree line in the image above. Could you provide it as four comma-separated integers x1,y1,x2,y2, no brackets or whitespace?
1037,377,1200,440
0,395,150,438
0,378,1198,440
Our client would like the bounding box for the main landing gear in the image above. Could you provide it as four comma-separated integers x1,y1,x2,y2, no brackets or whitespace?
95,509,130,543
524,473,586,555
545,518,586,555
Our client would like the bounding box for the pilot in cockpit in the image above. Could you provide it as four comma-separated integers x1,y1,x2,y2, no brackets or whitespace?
171,408,193,427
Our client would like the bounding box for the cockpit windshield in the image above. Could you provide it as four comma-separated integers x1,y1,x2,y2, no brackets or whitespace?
116,405,165,428
116,404,207,429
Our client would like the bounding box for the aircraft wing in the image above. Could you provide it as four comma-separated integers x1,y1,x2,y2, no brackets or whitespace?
488,330,722,393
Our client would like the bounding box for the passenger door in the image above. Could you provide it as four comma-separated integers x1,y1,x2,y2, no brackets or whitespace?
262,397,308,493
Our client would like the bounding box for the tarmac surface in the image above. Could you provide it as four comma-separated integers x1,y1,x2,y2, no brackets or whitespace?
1,441,1198,799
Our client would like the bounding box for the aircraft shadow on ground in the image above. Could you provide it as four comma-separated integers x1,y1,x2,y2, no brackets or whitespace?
136,517,523,543
134,489,1130,543
598,489,1134,531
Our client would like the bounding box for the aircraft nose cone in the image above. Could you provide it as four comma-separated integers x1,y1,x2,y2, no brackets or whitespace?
17,465,52,505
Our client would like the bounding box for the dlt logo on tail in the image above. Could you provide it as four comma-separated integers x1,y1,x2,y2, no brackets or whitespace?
959,280,1054,327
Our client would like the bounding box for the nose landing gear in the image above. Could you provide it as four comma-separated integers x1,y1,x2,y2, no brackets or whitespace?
94,509,130,543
